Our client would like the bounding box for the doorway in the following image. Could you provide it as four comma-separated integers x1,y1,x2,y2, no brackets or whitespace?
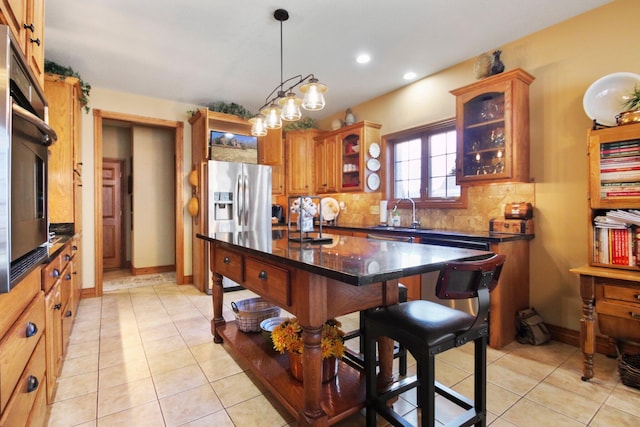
94,109,184,297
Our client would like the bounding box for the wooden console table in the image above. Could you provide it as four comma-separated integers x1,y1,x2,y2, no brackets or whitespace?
570,265,640,381
198,230,491,426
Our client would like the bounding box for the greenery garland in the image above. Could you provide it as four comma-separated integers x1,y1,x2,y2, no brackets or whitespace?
44,60,92,113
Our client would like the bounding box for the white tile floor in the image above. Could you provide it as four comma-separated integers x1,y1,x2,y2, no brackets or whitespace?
45,278,640,426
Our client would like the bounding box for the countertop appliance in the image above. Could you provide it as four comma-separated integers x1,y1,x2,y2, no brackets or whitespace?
272,204,284,224
208,160,271,291
0,25,57,293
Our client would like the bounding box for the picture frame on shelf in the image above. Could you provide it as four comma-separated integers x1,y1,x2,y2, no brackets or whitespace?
209,130,258,163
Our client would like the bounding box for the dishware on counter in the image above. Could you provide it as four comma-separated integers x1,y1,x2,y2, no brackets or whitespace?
321,197,340,222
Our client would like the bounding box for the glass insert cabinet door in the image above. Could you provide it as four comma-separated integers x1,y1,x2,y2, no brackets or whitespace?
451,68,535,184
461,92,506,178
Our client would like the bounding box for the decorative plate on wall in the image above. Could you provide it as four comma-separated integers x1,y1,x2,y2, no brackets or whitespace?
367,173,380,191
367,158,381,172
368,142,380,159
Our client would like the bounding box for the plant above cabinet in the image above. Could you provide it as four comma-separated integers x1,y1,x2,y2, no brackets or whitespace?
44,60,91,113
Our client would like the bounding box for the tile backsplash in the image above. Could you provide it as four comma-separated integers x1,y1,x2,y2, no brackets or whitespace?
278,182,535,232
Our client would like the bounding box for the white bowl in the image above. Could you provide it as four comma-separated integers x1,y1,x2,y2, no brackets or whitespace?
583,72,640,126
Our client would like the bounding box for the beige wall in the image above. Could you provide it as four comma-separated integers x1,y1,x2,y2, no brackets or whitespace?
319,0,640,330
79,88,198,289
131,126,175,268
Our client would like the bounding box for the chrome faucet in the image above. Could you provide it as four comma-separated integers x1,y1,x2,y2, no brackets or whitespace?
394,198,420,228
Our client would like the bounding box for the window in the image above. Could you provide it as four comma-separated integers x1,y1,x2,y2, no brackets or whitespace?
385,119,467,208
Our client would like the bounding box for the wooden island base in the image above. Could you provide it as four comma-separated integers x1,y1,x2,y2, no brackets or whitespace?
214,319,365,425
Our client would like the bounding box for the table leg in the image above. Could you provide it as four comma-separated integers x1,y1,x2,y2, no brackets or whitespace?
299,324,328,426
211,271,225,344
378,280,399,392
579,275,595,381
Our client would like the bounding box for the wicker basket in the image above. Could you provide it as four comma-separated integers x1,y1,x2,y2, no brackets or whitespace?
231,298,281,332
619,352,640,389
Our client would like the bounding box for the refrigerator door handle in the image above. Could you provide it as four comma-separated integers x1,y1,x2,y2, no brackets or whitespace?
236,175,243,226
243,175,250,225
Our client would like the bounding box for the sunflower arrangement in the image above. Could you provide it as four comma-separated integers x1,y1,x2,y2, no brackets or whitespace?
271,317,346,359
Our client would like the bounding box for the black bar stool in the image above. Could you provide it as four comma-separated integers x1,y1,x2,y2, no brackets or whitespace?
363,253,506,427
342,234,413,375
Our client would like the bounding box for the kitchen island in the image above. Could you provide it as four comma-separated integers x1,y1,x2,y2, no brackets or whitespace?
197,230,492,426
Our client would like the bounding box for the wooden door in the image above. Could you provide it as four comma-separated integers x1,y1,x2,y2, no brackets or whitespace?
102,159,125,270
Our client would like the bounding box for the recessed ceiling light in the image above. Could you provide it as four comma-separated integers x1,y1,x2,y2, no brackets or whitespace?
356,54,371,64
403,71,417,81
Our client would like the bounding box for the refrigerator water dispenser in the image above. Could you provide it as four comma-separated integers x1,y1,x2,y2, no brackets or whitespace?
213,192,234,220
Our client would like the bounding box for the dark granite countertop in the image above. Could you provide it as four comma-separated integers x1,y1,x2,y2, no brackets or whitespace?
322,223,534,243
197,230,492,286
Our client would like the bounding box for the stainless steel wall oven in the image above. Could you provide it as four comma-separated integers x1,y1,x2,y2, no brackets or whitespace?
0,25,57,292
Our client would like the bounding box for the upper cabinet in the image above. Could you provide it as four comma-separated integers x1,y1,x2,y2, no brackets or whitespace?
314,133,339,193
0,0,45,88
258,129,283,166
286,129,322,195
586,123,640,271
316,121,381,193
451,68,534,184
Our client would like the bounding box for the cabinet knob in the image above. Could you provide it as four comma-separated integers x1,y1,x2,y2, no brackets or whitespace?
52,268,60,278
631,312,640,320
29,37,41,46
258,271,267,280
635,294,640,300
65,310,73,318
54,303,62,310
25,321,38,338
223,257,230,264
26,375,39,393
23,23,35,32
65,273,72,280
65,254,71,261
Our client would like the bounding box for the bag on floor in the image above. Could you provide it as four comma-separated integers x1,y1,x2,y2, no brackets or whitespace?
516,307,551,345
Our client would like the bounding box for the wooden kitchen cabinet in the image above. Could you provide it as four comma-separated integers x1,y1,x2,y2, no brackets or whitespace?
570,123,640,381
314,121,381,193
42,241,76,403
314,134,339,193
45,74,83,229
0,266,46,424
0,0,45,87
451,68,534,184
258,128,283,166
586,123,640,270
286,129,323,195
272,162,285,195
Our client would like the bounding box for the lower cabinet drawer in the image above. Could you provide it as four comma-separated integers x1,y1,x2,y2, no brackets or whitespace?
42,255,62,293
0,337,46,427
0,292,45,411
597,300,640,342
602,285,640,303
213,248,244,284
244,257,290,307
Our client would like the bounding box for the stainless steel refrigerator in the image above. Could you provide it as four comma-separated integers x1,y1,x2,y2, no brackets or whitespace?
207,160,272,291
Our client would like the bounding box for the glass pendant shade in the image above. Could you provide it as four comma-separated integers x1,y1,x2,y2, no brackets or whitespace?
300,79,327,111
262,104,282,129
250,115,267,137
278,92,302,121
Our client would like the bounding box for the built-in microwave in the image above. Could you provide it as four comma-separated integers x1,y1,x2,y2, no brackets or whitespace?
0,25,57,293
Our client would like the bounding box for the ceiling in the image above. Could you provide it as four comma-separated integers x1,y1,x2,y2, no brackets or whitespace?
44,0,611,120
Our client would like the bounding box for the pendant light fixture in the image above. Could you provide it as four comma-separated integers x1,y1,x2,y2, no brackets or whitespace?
250,9,327,137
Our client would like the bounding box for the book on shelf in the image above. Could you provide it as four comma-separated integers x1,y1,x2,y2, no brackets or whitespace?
593,210,640,267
